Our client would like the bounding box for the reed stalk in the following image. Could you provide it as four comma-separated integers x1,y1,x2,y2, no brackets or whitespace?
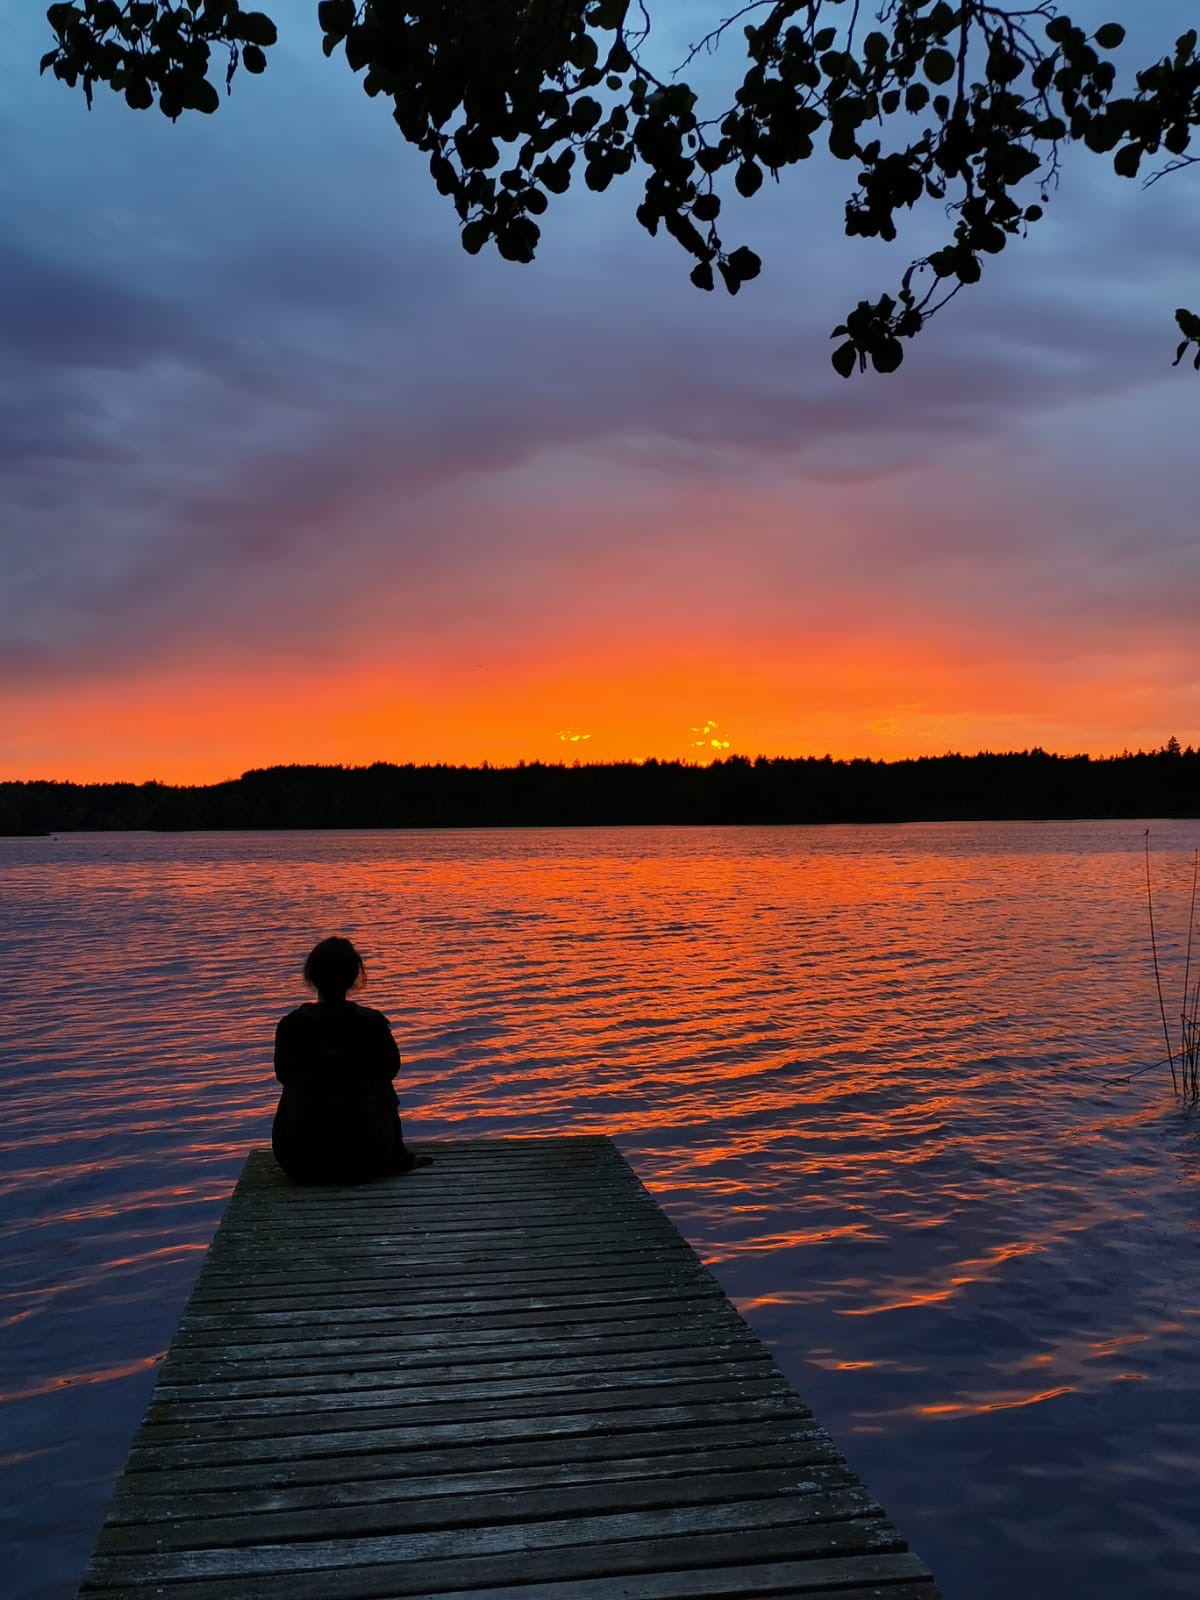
1144,831,1179,1095
1181,850,1200,1100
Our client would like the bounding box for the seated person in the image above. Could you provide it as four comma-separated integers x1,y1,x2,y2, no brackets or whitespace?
272,936,431,1185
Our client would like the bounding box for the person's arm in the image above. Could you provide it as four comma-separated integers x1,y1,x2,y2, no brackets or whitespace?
376,1012,402,1082
274,1013,300,1085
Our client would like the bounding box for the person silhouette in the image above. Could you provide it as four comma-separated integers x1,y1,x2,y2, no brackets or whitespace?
271,936,432,1184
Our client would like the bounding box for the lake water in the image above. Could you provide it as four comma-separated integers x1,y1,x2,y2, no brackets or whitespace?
2,821,1199,1599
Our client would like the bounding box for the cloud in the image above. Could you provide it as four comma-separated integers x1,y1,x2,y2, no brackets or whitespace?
1,3,1197,766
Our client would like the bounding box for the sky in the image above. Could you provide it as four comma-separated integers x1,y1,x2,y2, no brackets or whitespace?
2,3,1198,783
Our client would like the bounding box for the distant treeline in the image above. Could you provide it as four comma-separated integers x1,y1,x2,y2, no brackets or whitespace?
2,745,1198,834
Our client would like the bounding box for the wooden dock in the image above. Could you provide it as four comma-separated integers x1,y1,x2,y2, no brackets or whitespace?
80,1136,940,1599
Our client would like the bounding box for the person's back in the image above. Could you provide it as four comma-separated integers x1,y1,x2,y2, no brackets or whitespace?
271,937,429,1185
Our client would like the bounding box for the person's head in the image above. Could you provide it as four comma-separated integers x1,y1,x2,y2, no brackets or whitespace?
303,936,366,1001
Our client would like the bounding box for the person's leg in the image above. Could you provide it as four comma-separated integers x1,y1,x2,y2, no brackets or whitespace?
389,1118,433,1172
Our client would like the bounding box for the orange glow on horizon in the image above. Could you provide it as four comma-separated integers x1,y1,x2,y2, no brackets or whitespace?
2,617,1194,786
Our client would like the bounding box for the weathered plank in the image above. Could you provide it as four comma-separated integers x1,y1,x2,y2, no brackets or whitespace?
156,1329,767,1387
100,1419,837,1499
122,1394,813,1472
95,1476,877,1555
153,1337,768,1397
82,1521,918,1599
105,1446,853,1527
79,1138,940,1599
148,1358,783,1419
385,1564,940,1600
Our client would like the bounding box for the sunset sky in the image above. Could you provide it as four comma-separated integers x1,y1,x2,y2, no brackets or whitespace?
3,3,1197,783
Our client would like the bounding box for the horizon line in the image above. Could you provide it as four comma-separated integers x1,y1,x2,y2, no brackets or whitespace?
3,740,1194,789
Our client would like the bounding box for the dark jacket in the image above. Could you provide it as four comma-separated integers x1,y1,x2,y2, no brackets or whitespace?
271,1000,403,1184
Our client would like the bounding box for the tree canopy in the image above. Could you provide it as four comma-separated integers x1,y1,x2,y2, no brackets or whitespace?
40,2,1200,374
4,745,1198,832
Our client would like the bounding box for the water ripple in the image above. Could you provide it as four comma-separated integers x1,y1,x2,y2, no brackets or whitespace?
1,821,1199,1599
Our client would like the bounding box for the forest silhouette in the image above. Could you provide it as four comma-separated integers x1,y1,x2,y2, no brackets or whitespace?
2,745,1196,834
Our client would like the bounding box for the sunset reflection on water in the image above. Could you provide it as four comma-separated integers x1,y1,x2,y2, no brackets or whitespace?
2,821,1199,1599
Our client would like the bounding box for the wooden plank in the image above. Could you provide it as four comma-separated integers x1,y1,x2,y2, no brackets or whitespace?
139,1374,797,1442
153,1337,768,1397
82,1522,920,1598
147,1358,783,1419
156,1332,766,1388
105,1446,852,1526
96,1472,875,1554
189,1251,702,1292
162,1307,754,1364
390,1566,939,1600
84,1504,905,1585
183,1265,714,1314
171,1294,735,1346
103,1420,836,1499
123,1394,813,1471
80,1139,941,1599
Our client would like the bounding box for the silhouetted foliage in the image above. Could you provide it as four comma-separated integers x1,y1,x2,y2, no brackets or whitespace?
41,3,1200,374
3,745,1197,833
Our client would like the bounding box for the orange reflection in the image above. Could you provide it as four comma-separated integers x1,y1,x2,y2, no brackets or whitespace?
0,1353,165,1409
915,1385,1075,1418
842,1240,1046,1317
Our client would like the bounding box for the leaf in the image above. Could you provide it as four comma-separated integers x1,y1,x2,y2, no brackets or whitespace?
1113,142,1141,178
864,32,889,65
496,218,539,262
344,26,371,73
317,0,355,39
242,44,267,75
828,122,857,161
735,161,762,198
239,12,278,48
569,34,598,71
691,192,720,223
537,153,573,194
924,48,956,86
192,78,221,113
831,341,858,378
870,337,904,374
570,95,601,132
689,261,715,291
727,245,761,282
1094,23,1125,51
430,154,457,195
461,220,490,255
